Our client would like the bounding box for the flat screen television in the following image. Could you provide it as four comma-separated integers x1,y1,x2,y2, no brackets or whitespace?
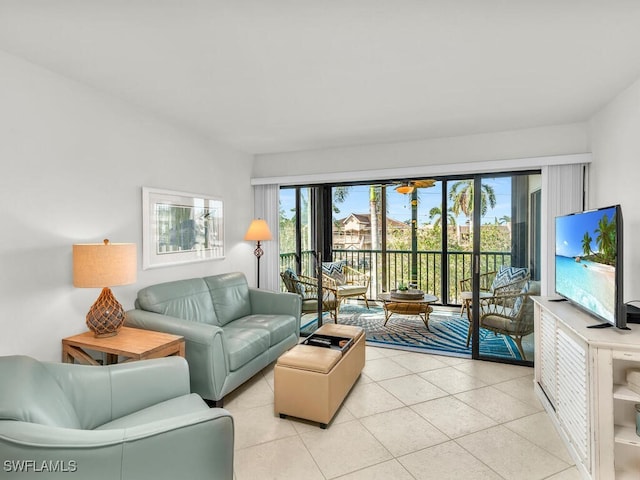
555,205,626,329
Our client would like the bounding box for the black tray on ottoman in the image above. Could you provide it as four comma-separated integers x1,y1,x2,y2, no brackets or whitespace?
302,333,353,354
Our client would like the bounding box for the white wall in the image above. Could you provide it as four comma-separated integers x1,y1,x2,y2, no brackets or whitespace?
253,123,589,180
589,75,640,303
0,51,255,361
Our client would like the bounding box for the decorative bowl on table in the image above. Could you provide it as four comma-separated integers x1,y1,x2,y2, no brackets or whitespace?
390,289,425,300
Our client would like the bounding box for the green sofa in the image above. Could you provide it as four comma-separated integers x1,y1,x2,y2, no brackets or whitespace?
0,355,234,480
125,272,301,405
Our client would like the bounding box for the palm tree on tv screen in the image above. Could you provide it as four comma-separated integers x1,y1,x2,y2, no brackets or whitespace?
581,231,593,257
594,214,616,265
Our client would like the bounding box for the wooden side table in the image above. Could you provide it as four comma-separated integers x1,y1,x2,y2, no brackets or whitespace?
62,326,185,365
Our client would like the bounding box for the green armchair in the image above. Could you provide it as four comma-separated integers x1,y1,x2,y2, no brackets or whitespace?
0,355,234,480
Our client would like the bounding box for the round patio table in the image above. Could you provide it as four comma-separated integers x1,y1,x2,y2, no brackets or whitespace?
377,292,439,330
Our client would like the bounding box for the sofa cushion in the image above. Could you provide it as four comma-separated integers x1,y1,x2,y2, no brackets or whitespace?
95,393,208,430
136,278,218,325
222,327,270,371
230,314,298,347
0,356,81,429
204,273,252,326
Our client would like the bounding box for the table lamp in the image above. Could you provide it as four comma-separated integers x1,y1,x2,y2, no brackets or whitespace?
73,239,137,337
244,219,272,288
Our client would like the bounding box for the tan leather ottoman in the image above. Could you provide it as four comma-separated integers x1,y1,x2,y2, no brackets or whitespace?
274,324,365,428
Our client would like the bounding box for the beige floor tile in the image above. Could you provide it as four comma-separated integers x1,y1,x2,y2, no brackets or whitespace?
456,425,570,480
290,402,356,433
261,362,276,391
363,357,412,381
389,351,449,373
234,436,325,480
504,412,574,465
366,345,406,357
455,385,539,423
224,374,274,412
544,467,583,480
232,404,297,449
353,370,374,385
334,459,415,480
364,346,389,360
300,419,393,478
492,374,544,410
399,440,503,480
411,395,497,438
419,366,489,394
433,353,472,366
230,343,580,480
343,382,404,418
453,359,532,384
378,374,448,405
360,407,449,456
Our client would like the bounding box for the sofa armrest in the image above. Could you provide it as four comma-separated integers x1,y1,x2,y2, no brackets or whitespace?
249,289,301,318
125,310,229,402
0,408,234,480
125,309,222,344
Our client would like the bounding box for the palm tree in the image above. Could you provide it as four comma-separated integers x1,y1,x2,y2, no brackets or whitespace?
581,231,593,257
595,214,616,264
448,180,497,219
428,206,457,227
332,186,351,214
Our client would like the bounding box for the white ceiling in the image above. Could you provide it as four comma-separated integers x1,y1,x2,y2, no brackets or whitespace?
2,1,640,155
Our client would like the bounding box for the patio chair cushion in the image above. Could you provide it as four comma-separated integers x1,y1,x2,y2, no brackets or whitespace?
481,312,518,332
282,268,305,295
322,261,346,285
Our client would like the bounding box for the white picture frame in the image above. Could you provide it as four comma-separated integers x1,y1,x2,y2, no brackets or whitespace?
142,187,224,269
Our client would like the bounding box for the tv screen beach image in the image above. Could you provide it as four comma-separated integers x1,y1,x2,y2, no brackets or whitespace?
555,207,617,323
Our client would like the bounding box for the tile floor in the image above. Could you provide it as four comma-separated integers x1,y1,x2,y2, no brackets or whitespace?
224,346,581,480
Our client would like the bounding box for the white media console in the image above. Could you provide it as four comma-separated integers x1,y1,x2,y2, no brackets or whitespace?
533,297,640,479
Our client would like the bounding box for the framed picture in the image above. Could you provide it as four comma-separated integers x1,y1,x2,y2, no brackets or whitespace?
142,187,224,269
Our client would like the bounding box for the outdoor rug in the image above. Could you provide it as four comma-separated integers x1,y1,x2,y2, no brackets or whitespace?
301,303,523,360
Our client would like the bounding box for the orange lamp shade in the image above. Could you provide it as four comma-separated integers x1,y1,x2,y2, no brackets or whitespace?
244,219,273,242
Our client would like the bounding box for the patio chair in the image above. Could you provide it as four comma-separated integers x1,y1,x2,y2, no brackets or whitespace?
321,261,371,313
475,280,539,360
459,266,530,320
280,269,339,322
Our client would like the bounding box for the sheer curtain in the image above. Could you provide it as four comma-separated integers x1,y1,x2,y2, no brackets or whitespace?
253,184,280,292
541,163,585,296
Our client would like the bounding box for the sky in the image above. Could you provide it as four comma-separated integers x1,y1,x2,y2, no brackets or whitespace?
280,177,514,226
555,206,618,258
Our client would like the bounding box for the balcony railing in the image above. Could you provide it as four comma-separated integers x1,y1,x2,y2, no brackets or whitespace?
279,249,512,305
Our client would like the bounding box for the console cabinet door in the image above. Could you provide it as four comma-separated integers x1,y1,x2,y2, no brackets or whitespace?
539,308,557,405
556,327,590,471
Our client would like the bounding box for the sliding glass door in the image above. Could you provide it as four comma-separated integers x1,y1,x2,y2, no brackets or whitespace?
471,173,540,365
279,171,540,365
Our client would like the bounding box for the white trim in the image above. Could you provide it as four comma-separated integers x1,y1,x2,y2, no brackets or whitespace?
251,153,592,186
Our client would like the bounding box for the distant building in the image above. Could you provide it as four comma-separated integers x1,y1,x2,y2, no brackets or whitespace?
333,213,409,250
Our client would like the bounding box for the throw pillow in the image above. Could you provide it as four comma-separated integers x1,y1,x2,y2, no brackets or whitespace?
322,261,346,285
491,266,529,291
282,268,305,295
512,281,530,315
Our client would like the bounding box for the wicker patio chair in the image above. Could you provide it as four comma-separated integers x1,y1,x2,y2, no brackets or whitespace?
321,262,370,315
280,269,340,322
476,280,539,360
